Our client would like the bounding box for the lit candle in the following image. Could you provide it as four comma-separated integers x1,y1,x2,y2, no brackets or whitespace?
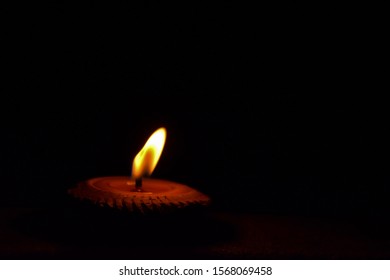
68,127,211,214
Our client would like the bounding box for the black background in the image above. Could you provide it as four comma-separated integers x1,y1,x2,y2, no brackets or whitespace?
1,2,388,259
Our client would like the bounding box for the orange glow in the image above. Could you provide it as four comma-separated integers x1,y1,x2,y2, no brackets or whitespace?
131,127,167,179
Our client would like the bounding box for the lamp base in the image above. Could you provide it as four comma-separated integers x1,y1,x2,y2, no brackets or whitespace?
68,176,211,215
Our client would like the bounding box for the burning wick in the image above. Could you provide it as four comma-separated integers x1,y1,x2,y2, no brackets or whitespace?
131,127,166,192
135,178,142,190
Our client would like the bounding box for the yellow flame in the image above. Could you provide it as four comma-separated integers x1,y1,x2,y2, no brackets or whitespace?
131,127,167,179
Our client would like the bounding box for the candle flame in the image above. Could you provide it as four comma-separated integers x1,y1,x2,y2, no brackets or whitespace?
131,127,167,179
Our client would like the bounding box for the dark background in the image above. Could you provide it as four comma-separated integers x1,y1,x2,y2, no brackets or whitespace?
1,2,388,259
